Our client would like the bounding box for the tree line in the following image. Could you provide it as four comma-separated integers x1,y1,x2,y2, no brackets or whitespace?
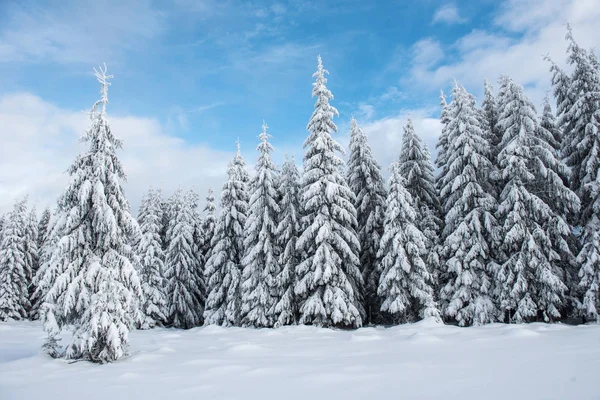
0,26,598,363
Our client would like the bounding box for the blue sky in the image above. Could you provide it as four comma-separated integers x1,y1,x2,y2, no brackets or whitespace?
0,0,599,213
0,0,499,149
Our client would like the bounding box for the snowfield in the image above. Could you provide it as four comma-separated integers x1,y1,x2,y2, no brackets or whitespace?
1,321,599,400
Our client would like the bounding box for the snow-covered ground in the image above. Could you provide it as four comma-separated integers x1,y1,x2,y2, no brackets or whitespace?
0,320,599,400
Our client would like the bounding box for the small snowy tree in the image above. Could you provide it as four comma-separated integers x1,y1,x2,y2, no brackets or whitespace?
274,155,301,326
164,189,204,328
204,143,249,326
398,118,443,288
481,79,502,157
200,188,216,263
25,207,39,316
41,66,142,363
295,56,364,328
437,83,500,326
240,122,280,327
346,117,386,324
30,208,61,320
495,76,579,323
0,197,30,321
435,90,452,180
377,162,440,324
37,208,51,250
136,187,167,328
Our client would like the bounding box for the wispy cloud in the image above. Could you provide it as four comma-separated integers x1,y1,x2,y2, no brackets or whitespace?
432,4,467,25
0,0,165,64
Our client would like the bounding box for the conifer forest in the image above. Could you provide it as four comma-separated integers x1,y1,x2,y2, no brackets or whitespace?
0,22,599,398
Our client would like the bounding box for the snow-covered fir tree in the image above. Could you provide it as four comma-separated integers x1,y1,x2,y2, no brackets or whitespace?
136,187,167,328
481,79,502,158
495,76,579,323
204,143,249,326
398,118,443,288
551,27,600,320
240,122,280,327
377,161,440,324
274,155,301,326
346,117,386,324
295,56,364,328
200,188,216,264
25,207,39,315
540,94,563,152
437,83,500,326
0,197,30,321
30,209,60,321
41,66,142,363
164,189,204,328
435,90,452,179
37,208,51,251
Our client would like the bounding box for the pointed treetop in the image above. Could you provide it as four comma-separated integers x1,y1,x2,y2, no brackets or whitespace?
93,63,113,114
260,120,271,142
440,89,447,106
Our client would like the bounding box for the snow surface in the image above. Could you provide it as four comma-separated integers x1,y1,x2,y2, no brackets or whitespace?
1,320,599,400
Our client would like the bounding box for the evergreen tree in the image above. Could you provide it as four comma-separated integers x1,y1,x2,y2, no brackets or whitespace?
540,94,563,152
495,76,579,323
0,197,30,321
274,155,301,326
551,27,600,320
30,209,60,321
240,122,280,327
437,83,500,326
41,66,142,363
481,79,502,159
295,56,364,328
137,187,167,328
200,188,216,264
377,162,440,324
164,189,204,328
37,208,51,251
398,118,443,286
346,117,386,324
25,207,39,316
204,143,249,326
435,90,451,177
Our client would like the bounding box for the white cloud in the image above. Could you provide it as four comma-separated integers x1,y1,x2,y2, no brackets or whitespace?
432,4,467,25
0,92,233,215
411,0,600,107
0,0,165,64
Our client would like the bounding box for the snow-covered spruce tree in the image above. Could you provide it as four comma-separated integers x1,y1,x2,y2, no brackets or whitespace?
495,76,579,323
398,118,443,286
346,117,386,324
540,94,563,153
25,207,39,316
200,188,216,264
240,122,280,327
551,27,600,320
164,189,204,328
136,187,167,328
41,66,142,363
295,56,364,328
437,83,500,326
481,79,502,159
377,161,440,324
30,209,61,321
435,90,452,181
0,197,30,321
37,208,51,250
204,143,249,326
274,155,301,326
